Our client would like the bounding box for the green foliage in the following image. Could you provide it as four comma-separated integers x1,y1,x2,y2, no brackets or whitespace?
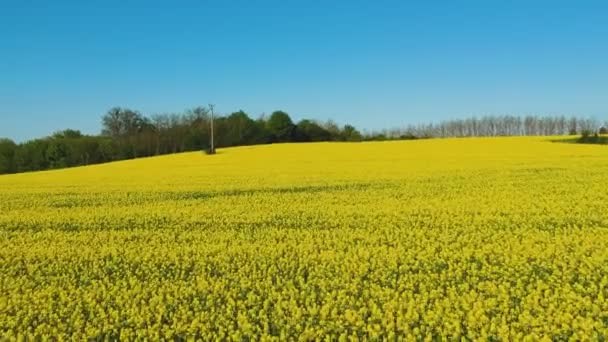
2,134,119,174
341,124,362,142
217,111,262,147
578,131,608,145
295,120,331,142
102,107,148,137
0,107,364,175
581,130,593,138
322,120,341,140
266,111,295,142
0,138,17,174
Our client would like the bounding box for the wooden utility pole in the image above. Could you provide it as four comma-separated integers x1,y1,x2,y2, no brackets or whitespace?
209,104,216,154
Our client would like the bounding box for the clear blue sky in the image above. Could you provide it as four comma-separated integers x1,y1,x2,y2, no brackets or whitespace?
1,1,607,142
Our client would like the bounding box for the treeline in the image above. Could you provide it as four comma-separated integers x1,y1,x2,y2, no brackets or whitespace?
0,110,606,175
0,107,363,174
366,115,607,140
99,107,363,157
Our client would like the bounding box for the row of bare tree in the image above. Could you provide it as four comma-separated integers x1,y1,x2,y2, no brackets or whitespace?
363,115,606,140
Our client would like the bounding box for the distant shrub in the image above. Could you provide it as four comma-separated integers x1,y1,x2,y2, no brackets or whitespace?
578,130,608,144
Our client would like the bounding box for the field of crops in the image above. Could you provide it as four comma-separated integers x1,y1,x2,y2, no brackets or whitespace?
1,137,607,340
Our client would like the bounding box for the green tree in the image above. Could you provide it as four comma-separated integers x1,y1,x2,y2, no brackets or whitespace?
322,120,342,141
266,111,295,142
14,139,49,172
341,124,363,141
295,120,331,142
252,116,272,144
53,129,83,139
0,138,17,174
222,111,259,146
46,139,69,169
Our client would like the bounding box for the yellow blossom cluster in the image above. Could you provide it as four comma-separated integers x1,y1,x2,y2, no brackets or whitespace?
0,137,607,340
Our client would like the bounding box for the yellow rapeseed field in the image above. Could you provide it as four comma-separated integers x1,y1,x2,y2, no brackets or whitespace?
1,137,607,340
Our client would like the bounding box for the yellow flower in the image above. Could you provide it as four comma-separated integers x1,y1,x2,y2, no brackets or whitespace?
0,137,607,339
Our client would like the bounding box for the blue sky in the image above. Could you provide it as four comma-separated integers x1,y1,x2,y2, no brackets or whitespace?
1,1,607,141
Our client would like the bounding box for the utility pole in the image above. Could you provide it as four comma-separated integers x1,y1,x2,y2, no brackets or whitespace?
208,104,216,154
